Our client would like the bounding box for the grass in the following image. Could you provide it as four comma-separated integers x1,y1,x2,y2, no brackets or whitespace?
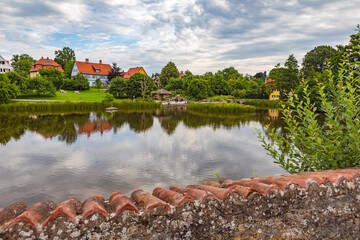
0,100,161,112
17,88,106,101
207,95,234,101
242,100,283,108
187,103,256,114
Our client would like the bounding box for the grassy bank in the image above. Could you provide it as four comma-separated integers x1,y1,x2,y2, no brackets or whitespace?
0,100,161,112
187,103,256,114
17,88,106,101
242,100,282,108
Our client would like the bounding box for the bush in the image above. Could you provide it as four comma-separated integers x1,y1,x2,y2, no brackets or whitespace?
231,89,246,98
104,92,114,102
187,103,256,114
0,74,19,104
243,100,282,108
258,65,360,173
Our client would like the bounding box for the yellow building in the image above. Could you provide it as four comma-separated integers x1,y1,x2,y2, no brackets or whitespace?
266,78,280,101
123,67,147,79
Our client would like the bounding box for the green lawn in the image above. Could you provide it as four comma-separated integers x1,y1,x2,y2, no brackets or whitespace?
17,88,107,101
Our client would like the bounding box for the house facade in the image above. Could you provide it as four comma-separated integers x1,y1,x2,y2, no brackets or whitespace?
265,78,280,101
0,55,13,73
29,57,64,78
123,67,147,79
71,59,112,86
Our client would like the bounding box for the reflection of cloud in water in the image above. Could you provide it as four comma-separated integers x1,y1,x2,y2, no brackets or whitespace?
0,114,286,207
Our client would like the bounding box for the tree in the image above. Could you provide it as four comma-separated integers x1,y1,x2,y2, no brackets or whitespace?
108,63,124,82
26,76,56,96
0,74,19,104
72,73,89,91
109,77,128,98
95,79,102,91
208,74,231,96
165,78,184,91
38,68,64,90
127,73,156,98
302,46,337,77
5,71,27,92
54,47,76,69
186,78,209,100
160,61,180,87
64,60,74,78
218,67,239,81
11,54,36,77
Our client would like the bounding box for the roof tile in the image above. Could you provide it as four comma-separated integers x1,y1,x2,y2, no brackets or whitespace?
30,57,64,73
42,197,80,228
109,192,138,217
0,202,27,226
169,186,217,201
81,194,108,222
131,189,170,212
152,187,194,207
187,185,231,200
75,61,112,76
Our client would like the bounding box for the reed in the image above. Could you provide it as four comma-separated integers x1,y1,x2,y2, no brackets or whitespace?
186,103,256,114
0,100,161,112
242,100,282,108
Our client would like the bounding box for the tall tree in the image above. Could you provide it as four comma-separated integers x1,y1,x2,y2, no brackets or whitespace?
0,74,19,104
54,47,76,69
302,45,337,77
108,63,124,81
160,61,180,87
38,68,64,90
26,76,56,96
64,60,75,78
11,54,36,77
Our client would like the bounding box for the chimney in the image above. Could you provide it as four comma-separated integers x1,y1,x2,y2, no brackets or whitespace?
99,60,102,64
85,58,89,63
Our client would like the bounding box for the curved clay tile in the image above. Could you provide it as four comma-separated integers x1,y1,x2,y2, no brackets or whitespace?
4,201,56,230
152,187,194,207
187,185,231,200
170,186,217,201
229,185,256,198
81,194,109,222
131,189,170,212
227,179,280,195
202,181,220,187
109,192,138,217
42,197,81,228
265,176,311,189
0,202,27,226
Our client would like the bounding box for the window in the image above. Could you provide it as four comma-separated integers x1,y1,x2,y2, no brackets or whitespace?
272,95,275,98
95,69,100,73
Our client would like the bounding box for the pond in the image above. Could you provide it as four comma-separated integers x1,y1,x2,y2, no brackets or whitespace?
0,107,286,207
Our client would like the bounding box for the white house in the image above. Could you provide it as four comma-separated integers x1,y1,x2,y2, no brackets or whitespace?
0,55,13,73
71,58,112,86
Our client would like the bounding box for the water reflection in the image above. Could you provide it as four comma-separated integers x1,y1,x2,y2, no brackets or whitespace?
0,108,285,207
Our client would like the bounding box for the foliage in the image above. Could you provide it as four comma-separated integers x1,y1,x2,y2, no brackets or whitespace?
26,76,56,96
108,63,124,82
5,71,27,92
187,103,256,114
18,88,106,101
0,74,19,104
38,68,64,90
243,100,282,108
11,54,36,77
209,74,231,96
258,65,360,173
104,92,114,102
95,79,102,91
127,73,156,98
212,171,221,182
165,77,184,91
218,66,239,81
72,73,90,90
64,60,74,78
208,95,234,101
54,47,76,69
109,77,128,98
301,45,338,77
160,61,180,87
186,78,210,100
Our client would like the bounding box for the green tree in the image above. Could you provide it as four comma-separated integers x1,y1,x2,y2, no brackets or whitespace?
209,74,231,96
109,77,128,98
218,67,239,81
95,79,102,91
54,47,76,69
11,54,36,77
186,78,209,100
72,73,89,91
108,63,124,82
26,76,56,96
258,63,360,173
64,60,74,78
302,46,337,77
5,71,27,92
165,77,184,91
38,68,64,90
0,74,19,104
127,73,156,98
160,61,180,87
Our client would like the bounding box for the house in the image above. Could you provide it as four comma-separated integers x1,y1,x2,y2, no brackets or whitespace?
265,78,280,101
29,57,64,78
123,67,147,79
0,55,13,73
71,59,112,86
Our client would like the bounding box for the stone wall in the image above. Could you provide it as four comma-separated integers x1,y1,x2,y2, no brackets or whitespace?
1,168,360,239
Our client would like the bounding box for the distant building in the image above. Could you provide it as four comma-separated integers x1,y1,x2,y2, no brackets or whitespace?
123,67,147,79
0,55,13,73
29,57,64,78
152,73,160,87
71,59,112,86
265,78,280,101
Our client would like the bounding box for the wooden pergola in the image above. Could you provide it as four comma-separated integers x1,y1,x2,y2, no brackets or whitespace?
152,89,172,101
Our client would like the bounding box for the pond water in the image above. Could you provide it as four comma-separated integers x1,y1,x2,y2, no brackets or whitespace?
0,107,286,207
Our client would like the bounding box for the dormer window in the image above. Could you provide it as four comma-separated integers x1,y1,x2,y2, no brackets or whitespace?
95,69,100,73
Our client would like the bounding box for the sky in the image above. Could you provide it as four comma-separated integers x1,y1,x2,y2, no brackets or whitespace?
1,0,360,75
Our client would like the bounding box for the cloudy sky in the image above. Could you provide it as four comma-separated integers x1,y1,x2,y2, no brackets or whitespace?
1,0,360,75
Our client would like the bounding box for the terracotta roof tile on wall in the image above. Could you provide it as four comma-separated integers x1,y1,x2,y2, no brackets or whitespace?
75,61,112,76
123,67,147,79
29,57,64,73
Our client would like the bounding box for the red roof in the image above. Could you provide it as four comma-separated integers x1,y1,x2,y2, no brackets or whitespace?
30,57,64,73
75,61,112,76
123,67,147,79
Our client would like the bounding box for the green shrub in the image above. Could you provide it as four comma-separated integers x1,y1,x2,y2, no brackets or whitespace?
187,103,256,114
243,100,282,108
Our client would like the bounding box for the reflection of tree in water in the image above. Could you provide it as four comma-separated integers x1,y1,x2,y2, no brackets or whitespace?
108,111,154,133
0,114,27,145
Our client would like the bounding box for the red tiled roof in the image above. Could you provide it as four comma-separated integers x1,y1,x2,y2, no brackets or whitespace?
123,67,147,79
78,121,112,137
1,167,360,236
29,57,64,73
75,61,112,76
